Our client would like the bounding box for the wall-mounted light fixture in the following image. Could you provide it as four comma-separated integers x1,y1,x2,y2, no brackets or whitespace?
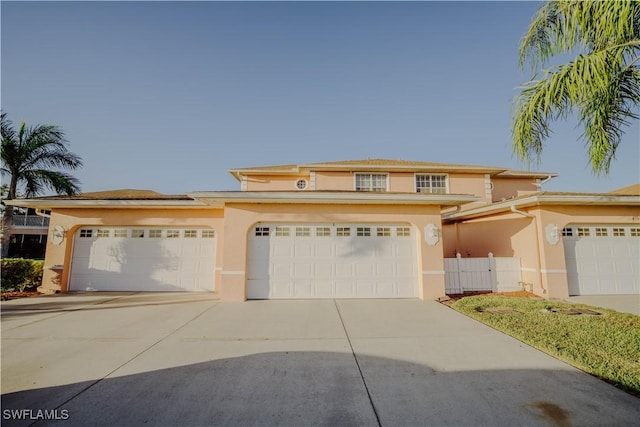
425,224,440,246
545,223,559,245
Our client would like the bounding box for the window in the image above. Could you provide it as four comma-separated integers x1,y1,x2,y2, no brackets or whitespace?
595,227,608,237
562,227,573,237
296,179,307,190
336,227,351,237
613,228,625,237
149,229,163,238
377,227,391,237
131,229,145,238
202,230,216,238
356,227,371,237
167,230,180,238
114,229,128,238
275,226,290,237
316,227,331,237
631,228,640,237
79,229,93,238
355,173,387,192
255,227,270,236
577,228,590,237
397,227,411,237
415,175,447,194
295,227,311,237
184,230,197,238
96,229,110,238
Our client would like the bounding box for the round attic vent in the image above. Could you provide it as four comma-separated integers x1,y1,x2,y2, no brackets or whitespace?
296,179,308,190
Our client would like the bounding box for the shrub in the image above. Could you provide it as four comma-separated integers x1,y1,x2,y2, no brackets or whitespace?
1,258,44,292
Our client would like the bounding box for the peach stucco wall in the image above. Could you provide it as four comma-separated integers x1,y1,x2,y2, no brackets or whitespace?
299,170,494,200
443,204,640,299
245,175,311,191
491,178,538,202
220,203,447,301
40,208,224,293
41,203,449,302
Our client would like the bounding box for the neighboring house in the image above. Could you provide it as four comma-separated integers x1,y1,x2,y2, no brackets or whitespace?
6,159,639,301
5,208,49,259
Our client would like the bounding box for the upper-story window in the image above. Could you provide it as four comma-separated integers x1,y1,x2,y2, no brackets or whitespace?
355,173,388,192
415,174,447,194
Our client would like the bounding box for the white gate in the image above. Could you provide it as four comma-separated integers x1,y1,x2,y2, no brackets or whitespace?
444,253,522,294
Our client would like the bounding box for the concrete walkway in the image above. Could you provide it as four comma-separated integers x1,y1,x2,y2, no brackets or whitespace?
2,293,638,426
567,294,640,316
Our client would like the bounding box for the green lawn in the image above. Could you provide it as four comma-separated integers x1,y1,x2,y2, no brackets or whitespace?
450,296,640,396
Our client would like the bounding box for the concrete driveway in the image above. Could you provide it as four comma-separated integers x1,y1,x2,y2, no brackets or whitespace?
566,294,640,316
2,293,638,426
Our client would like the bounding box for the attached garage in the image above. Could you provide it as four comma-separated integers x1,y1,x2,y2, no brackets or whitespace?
247,223,419,299
563,225,640,295
70,227,216,292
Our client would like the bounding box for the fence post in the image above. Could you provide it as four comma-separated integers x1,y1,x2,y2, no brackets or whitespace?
456,252,462,293
488,252,497,292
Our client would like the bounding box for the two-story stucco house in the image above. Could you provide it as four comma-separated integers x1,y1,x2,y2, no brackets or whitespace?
7,159,639,301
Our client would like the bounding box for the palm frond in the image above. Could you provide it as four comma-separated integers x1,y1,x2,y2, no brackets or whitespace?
21,169,82,197
514,0,640,174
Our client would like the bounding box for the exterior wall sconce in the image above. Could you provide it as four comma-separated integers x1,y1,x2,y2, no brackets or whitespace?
545,223,559,245
425,224,440,246
51,225,66,245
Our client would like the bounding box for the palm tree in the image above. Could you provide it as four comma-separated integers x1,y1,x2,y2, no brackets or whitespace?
1,112,83,256
512,0,640,174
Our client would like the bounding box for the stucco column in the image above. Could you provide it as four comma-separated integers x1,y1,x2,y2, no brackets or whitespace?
219,205,253,301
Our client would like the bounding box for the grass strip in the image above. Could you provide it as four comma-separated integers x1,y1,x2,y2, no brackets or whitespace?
450,296,640,396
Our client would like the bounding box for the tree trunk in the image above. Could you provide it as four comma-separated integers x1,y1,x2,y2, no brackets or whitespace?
1,175,18,258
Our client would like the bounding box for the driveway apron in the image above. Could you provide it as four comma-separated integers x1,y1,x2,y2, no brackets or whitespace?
1,294,638,426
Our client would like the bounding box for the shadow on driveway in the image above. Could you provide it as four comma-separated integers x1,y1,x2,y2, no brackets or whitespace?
2,352,639,427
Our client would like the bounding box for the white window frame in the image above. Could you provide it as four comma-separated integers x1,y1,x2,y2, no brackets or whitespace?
415,173,448,194
354,173,388,192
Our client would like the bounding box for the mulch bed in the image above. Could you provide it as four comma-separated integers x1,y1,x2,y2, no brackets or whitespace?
1,291,41,301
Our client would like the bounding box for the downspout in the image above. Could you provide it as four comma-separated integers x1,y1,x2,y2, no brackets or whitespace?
535,175,553,189
510,205,533,218
35,209,51,218
510,204,546,295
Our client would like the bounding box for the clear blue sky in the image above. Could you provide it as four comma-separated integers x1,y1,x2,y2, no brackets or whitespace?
2,1,638,195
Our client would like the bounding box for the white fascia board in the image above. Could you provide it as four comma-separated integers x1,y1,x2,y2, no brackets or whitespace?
188,191,479,206
305,164,506,174
443,194,640,221
4,199,209,209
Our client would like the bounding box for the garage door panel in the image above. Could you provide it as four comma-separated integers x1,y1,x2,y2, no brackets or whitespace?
271,280,292,298
334,280,356,298
294,243,314,257
355,263,375,277
70,227,216,292
273,242,293,257
247,223,418,299
314,263,333,277
563,225,639,295
376,263,395,277
315,243,333,257
314,281,335,298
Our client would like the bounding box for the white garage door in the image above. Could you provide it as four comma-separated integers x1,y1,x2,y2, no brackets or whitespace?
563,225,639,295
70,227,216,292
247,223,419,299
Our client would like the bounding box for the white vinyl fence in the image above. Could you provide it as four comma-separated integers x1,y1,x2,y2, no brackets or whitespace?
444,253,522,294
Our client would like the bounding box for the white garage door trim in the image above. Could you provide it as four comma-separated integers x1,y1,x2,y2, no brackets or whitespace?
247,223,419,299
563,224,639,295
70,227,216,292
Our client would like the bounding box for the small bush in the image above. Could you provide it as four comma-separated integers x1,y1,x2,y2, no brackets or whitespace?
1,258,44,292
